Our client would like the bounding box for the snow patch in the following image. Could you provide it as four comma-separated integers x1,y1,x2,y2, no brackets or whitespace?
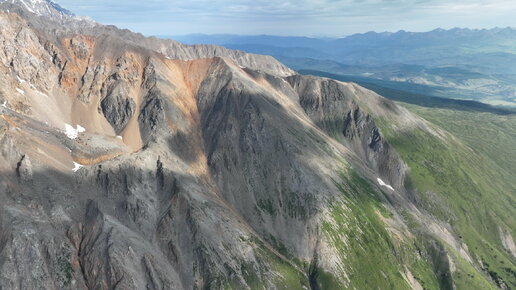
16,76,26,84
377,178,394,191
19,0,35,14
16,88,25,95
36,90,48,98
72,162,84,172
1,101,6,108
64,124,86,139
116,135,123,140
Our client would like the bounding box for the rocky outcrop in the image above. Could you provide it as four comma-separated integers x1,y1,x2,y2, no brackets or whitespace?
101,91,136,134
287,75,408,189
340,106,407,189
15,154,32,181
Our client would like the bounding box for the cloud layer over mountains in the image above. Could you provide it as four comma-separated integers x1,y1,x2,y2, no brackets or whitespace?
54,0,516,35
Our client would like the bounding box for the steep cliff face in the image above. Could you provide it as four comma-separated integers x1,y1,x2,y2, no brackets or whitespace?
0,5,513,290
287,75,410,189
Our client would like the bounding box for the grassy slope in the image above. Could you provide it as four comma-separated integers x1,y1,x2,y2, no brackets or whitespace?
404,105,516,184
282,69,516,289
226,94,515,289
314,169,441,290
382,104,516,289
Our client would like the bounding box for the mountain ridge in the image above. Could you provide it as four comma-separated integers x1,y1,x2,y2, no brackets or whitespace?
0,0,294,77
169,28,516,107
169,26,516,47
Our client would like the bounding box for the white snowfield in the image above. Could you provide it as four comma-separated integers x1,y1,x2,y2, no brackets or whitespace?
72,162,84,172
1,0,96,24
64,123,86,139
35,90,49,98
15,76,49,97
377,178,394,191
2,0,65,16
16,88,25,95
16,76,26,83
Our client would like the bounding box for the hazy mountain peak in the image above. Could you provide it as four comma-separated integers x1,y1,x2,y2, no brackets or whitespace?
1,0,71,15
0,0,95,23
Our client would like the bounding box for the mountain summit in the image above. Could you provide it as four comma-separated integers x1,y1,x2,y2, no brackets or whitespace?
0,0,84,21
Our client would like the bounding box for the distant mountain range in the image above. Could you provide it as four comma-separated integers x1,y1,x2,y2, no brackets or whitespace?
168,28,516,107
169,28,516,69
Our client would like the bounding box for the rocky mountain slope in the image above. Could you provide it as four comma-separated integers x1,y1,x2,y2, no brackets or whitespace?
0,0,294,78
0,2,514,290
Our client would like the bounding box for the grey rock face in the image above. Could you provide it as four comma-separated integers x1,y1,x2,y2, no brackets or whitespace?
78,64,106,103
101,92,136,134
138,92,167,144
16,154,33,181
340,106,407,188
287,75,408,189
0,20,55,91
195,62,326,261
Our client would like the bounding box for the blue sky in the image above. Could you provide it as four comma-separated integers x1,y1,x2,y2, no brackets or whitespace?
54,0,516,36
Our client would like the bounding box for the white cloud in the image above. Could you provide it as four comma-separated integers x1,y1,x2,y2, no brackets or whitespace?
53,0,516,35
